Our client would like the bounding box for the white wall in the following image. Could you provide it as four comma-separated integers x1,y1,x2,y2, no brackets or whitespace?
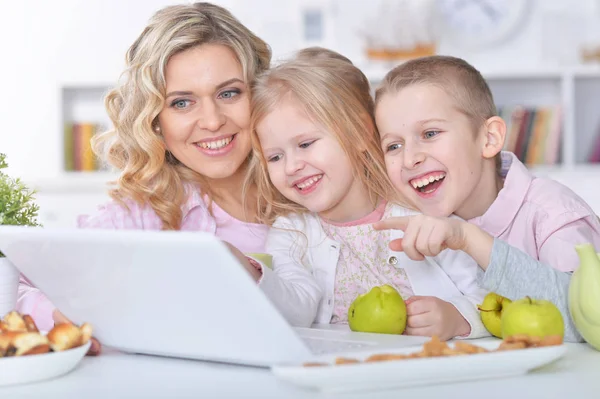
1,0,600,178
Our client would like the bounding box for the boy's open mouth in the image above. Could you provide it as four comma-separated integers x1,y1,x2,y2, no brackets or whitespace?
409,173,446,194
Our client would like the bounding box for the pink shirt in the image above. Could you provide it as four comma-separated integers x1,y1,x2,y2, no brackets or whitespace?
17,185,268,331
469,152,600,272
320,202,414,323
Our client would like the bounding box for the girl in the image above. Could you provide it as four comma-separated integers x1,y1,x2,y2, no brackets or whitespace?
248,48,489,341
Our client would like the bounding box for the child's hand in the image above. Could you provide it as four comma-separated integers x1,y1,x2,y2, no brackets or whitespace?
373,215,468,260
52,309,101,356
404,296,470,340
223,241,263,282
373,215,495,268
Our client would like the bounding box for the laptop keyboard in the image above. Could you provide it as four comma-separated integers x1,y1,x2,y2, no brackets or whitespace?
302,337,371,355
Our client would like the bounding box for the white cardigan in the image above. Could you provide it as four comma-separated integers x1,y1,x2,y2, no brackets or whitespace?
259,204,490,339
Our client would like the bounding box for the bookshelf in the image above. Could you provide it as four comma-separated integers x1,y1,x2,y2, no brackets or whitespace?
61,85,113,173
43,66,600,192
38,84,119,195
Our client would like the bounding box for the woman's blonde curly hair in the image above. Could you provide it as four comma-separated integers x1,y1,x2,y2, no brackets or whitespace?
94,2,271,230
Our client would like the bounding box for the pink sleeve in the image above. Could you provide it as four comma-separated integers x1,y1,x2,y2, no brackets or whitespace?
16,275,55,332
538,215,600,272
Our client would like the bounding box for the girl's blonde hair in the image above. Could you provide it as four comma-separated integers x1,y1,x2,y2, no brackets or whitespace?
94,2,271,230
249,48,398,225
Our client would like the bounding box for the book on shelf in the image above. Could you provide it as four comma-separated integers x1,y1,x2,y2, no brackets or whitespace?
63,122,106,172
498,106,563,165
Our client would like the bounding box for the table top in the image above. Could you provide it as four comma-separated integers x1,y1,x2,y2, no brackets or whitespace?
2,339,600,398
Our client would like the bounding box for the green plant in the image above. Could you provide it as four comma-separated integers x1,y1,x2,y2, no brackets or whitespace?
0,153,41,257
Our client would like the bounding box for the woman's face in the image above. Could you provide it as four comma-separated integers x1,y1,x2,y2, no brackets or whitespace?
158,44,251,181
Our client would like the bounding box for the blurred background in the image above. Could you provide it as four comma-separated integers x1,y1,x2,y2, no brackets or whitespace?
2,0,600,227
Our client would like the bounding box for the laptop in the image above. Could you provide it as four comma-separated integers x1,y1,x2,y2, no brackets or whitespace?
0,226,428,367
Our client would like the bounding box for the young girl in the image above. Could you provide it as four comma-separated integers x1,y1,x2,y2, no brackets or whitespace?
249,48,489,341
373,55,600,342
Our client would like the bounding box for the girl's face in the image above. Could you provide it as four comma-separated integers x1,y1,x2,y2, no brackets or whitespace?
158,44,252,181
256,96,369,222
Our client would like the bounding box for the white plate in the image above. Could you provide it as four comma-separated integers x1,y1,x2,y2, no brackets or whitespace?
271,340,567,393
0,341,91,386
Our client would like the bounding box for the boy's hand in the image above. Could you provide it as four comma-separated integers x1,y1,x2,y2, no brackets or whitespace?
404,296,470,340
373,215,468,260
373,215,495,269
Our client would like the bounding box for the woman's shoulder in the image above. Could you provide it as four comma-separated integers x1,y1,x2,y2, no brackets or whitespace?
77,197,162,229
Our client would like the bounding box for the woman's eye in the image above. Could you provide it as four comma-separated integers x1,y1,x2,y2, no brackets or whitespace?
171,99,191,109
267,154,282,163
219,89,241,100
386,143,402,152
424,130,440,139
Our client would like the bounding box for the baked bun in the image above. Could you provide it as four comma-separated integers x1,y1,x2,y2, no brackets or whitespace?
0,311,93,357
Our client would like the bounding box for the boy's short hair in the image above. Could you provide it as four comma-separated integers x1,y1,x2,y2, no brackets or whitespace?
375,55,497,131
375,55,502,173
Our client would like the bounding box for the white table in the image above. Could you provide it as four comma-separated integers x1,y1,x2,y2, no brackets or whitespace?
2,339,600,399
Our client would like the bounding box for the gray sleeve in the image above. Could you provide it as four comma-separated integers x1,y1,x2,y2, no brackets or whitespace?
478,238,582,343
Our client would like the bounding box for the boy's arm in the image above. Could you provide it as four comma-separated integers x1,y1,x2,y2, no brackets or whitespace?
258,218,323,328
459,223,582,342
481,238,582,342
460,222,494,270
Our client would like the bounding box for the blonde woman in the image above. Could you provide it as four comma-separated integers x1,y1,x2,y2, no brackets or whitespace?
17,3,319,348
249,48,490,340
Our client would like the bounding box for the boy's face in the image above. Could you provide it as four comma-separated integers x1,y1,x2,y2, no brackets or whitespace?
376,83,490,220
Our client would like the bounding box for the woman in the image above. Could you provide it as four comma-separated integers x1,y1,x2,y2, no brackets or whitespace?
18,2,319,352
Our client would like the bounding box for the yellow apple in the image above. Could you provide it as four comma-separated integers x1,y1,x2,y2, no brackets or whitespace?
501,296,565,339
478,292,512,338
246,253,273,269
348,285,407,335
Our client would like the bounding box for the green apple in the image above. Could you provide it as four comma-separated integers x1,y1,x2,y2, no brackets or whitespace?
501,296,565,339
348,285,407,335
478,292,512,338
246,253,273,269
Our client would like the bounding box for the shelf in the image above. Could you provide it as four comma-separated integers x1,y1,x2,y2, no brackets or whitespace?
26,172,118,194
361,64,600,84
528,163,600,177
22,165,600,195
60,81,114,90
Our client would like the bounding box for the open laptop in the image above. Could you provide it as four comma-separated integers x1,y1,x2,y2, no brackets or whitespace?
0,226,428,367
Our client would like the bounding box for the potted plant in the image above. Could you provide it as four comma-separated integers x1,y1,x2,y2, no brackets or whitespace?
0,153,41,316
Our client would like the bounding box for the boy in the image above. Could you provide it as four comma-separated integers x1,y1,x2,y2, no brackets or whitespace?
373,55,600,342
